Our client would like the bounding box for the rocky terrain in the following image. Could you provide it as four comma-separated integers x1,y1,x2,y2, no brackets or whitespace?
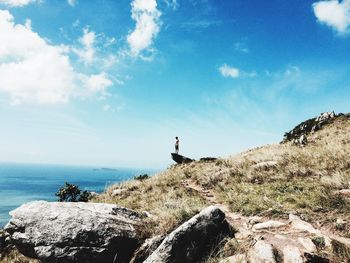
1,112,350,263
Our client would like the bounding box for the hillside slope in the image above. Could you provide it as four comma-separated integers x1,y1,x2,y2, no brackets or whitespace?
95,112,350,261
1,112,349,262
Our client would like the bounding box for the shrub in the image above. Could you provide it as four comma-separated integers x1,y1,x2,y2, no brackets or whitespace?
312,236,326,249
55,182,91,202
134,174,149,181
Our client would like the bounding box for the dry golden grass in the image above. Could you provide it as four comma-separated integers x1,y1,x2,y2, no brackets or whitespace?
0,246,40,263
94,165,207,236
96,115,350,239
2,114,349,262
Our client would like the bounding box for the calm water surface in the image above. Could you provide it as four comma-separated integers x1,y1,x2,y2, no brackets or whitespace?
0,163,153,227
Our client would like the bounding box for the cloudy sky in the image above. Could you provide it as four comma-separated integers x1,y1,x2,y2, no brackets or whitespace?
0,0,349,168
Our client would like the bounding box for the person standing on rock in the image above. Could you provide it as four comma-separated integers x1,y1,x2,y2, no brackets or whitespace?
175,137,179,154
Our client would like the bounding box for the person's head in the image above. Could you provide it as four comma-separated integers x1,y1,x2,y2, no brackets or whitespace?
175,136,178,140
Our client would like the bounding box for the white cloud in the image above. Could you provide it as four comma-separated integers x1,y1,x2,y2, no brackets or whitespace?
313,0,350,34
67,0,76,7
0,0,37,7
127,0,161,57
74,28,96,65
0,10,112,105
82,72,112,94
219,64,240,78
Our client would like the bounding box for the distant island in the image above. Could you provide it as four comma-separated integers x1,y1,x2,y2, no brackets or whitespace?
93,167,119,172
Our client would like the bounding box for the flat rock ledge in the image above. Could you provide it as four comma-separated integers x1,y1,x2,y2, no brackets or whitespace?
5,201,143,263
144,205,233,263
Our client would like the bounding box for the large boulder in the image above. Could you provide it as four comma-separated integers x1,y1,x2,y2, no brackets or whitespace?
144,206,233,263
5,201,143,263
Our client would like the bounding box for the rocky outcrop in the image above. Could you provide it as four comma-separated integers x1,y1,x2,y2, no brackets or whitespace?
5,201,144,263
282,111,338,144
144,206,233,262
171,153,194,164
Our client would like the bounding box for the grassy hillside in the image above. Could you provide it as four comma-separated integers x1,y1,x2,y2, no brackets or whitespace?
1,113,349,262
95,113,350,239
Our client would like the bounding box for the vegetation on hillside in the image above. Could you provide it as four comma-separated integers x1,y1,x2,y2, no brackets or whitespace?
95,114,350,240
1,113,349,262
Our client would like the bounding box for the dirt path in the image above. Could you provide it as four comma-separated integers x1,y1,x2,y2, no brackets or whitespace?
181,178,350,259
181,179,251,237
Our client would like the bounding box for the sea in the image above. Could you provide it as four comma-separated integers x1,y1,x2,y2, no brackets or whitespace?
0,163,154,228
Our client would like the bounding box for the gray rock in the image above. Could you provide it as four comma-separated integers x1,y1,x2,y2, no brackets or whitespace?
252,220,286,231
297,237,316,253
282,246,303,263
5,201,143,263
315,111,335,122
171,153,194,164
144,206,232,263
89,192,99,199
248,239,276,263
282,111,337,144
130,235,164,263
289,214,320,235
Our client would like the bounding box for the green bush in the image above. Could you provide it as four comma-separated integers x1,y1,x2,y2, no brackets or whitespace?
134,174,149,181
55,182,91,202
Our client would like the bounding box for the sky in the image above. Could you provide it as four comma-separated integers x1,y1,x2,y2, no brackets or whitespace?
0,0,349,169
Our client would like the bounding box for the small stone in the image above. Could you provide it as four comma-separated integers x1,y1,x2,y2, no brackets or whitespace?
336,218,346,224
297,237,316,253
282,246,303,263
89,191,99,199
248,240,276,263
111,188,126,197
248,216,263,225
142,211,153,218
252,220,286,231
289,214,320,235
339,189,350,196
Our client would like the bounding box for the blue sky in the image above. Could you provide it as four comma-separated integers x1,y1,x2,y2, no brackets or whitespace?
0,0,349,168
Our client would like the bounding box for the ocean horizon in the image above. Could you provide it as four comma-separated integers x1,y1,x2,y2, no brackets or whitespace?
0,162,155,228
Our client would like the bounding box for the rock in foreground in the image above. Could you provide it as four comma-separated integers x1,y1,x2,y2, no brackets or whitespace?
144,206,233,263
5,201,143,263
